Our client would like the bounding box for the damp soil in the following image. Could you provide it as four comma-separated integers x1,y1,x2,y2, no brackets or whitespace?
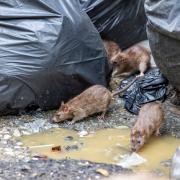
0,84,179,179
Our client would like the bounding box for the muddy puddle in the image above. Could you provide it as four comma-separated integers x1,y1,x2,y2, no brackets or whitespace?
20,127,180,176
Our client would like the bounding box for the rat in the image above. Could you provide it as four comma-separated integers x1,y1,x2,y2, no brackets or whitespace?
103,40,121,64
130,101,165,152
52,77,138,124
111,45,151,78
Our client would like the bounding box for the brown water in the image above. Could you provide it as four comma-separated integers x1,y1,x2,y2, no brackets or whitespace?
20,128,180,176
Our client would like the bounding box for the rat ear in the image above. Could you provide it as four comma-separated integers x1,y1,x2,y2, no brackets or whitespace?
131,129,137,136
63,104,69,113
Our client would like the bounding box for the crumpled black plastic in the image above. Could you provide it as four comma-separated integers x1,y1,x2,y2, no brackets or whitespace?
81,0,147,50
119,68,168,114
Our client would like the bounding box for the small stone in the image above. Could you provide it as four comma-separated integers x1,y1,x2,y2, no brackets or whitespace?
18,155,24,159
3,134,11,140
1,140,7,144
16,142,23,146
65,145,79,151
4,149,14,156
23,157,31,162
22,131,31,135
1,127,8,134
78,161,89,166
21,167,30,172
78,130,88,137
64,136,74,141
13,129,21,137
14,146,21,149
160,159,171,167
95,175,100,179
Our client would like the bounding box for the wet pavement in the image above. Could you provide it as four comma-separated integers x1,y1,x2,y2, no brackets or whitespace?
0,85,179,179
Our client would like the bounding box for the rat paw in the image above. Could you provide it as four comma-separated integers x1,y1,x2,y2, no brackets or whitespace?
68,120,75,125
97,113,106,121
155,129,161,136
97,112,106,120
136,73,144,78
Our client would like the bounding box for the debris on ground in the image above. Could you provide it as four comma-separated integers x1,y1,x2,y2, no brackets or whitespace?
96,168,110,177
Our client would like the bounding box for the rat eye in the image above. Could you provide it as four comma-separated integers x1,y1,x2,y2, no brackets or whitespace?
112,61,118,65
137,140,141,144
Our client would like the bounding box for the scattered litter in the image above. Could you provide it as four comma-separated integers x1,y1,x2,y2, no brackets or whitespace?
96,168,110,177
29,144,54,149
51,146,61,152
78,131,88,137
117,152,147,168
33,155,48,159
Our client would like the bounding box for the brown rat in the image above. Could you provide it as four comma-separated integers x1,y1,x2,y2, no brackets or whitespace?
103,40,121,63
111,45,151,78
52,77,138,124
130,101,165,152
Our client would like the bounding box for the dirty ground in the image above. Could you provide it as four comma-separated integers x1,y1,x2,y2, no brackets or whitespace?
0,84,179,179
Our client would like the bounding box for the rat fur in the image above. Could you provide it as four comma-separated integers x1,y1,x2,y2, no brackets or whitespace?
130,101,165,152
103,40,121,63
111,45,151,78
52,77,137,124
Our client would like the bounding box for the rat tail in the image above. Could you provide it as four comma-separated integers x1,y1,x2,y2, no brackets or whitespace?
112,76,138,97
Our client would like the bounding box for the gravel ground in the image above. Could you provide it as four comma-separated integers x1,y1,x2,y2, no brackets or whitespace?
0,159,131,180
0,83,179,179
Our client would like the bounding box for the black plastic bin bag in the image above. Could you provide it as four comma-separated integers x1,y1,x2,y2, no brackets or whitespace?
81,0,147,49
0,0,109,115
145,0,180,91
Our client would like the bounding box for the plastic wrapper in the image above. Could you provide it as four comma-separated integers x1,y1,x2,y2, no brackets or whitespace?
119,68,168,114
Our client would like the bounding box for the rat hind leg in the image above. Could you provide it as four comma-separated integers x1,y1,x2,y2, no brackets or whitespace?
97,98,111,120
137,61,148,77
97,111,106,120
155,128,161,136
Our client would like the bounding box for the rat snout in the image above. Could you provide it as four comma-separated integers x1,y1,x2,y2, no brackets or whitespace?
131,147,137,152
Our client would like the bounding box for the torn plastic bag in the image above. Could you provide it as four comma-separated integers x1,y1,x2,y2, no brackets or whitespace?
80,0,147,49
145,0,180,91
0,0,109,115
119,68,168,114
